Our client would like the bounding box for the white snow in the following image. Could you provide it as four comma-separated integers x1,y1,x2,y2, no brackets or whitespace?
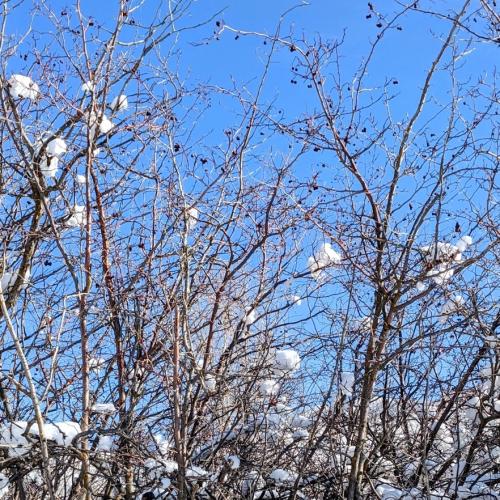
464,396,480,421
204,374,216,392
88,357,105,371
153,434,172,457
97,435,114,451
421,242,461,263
318,242,342,265
163,460,179,473
307,256,322,281
308,242,342,280
0,268,30,293
351,316,371,332
420,238,473,286
244,307,257,326
242,471,265,497
249,411,282,430
255,489,280,498
456,235,473,253
187,207,198,230
40,156,59,178
66,205,86,228
30,421,81,447
340,372,355,396
375,483,403,498
274,349,301,373
439,295,465,323
416,281,426,292
225,454,240,469
46,137,67,158
0,473,8,499
426,263,455,285
8,74,39,100
99,114,114,134
91,403,116,415
111,94,128,111
258,379,280,397
291,415,312,429
186,465,208,478
292,429,309,440
86,111,114,136
269,468,297,484
0,421,30,457
81,81,94,93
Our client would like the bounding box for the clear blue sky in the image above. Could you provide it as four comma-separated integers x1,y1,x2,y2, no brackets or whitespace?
5,0,495,259
7,1,494,142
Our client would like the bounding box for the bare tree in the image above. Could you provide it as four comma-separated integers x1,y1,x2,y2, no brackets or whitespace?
0,1,498,499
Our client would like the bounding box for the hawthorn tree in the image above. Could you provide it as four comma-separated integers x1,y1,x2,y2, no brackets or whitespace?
0,1,498,499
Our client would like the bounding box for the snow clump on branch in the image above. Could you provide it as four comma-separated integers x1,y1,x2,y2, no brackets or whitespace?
91,403,116,415
273,350,301,374
420,235,473,286
35,137,67,179
66,205,86,228
308,242,341,281
110,94,128,112
244,307,257,326
86,111,115,137
46,137,67,158
439,294,465,323
81,81,94,93
186,206,198,230
269,468,298,484
258,379,280,397
0,268,30,293
0,421,81,455
7,74,39,100
340,371,355,396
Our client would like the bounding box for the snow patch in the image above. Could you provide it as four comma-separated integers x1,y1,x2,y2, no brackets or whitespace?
81,81,94,93
269,468,297,484
258,379,280,397
308,242,342,281
66,205,86,228
40,156,59,178
186,207,198,230
111,94,128,111
91,403,116,415
456,235,473,252
244,307,257,326
439,295,465,323
340,372,355,396
97,435,114,451
225,454,240,470
274,350,301,373
46,138,67,158
0,473,8,499
0,269,30,293
31,421,81,447
8,74,39,100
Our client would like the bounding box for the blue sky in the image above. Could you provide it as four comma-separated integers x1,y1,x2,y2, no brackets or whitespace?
4,0,495,258
4,0,492,271
0,0,497,423
7,1,494,137
172,1,494,117
5,2,485,107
